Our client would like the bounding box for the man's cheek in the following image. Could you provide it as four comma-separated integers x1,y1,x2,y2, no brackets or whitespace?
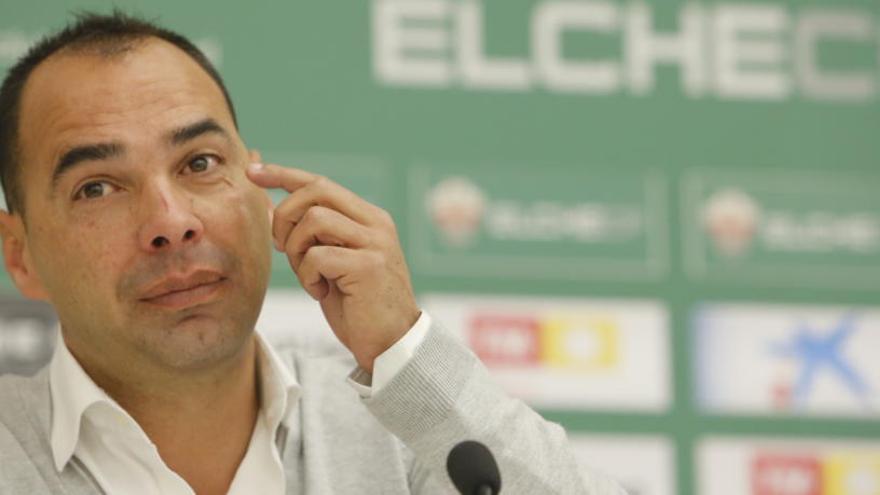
213,188,273,266
199,177,266,223
32,237,106,305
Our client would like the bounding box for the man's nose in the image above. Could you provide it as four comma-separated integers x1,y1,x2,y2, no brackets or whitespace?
136,181,205,252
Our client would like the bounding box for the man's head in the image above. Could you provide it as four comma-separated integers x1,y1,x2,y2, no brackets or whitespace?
0,11,238,218
0,12,274,375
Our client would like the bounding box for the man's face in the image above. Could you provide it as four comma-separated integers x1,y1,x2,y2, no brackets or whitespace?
11,38,273,371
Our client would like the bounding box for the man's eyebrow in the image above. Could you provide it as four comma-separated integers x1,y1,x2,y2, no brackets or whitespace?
52,142,125,189
49,119,229,190
168,118,230,146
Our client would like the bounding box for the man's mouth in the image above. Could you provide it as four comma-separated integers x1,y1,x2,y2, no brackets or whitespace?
139,270,227,309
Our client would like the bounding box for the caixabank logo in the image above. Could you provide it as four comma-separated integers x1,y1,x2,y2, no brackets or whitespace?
694,303,880,418
699,437,880,495
421,294,670,411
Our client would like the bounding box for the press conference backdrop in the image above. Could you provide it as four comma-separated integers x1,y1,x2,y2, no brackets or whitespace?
1,0,878,493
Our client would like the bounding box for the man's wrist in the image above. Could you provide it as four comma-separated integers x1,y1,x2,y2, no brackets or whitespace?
353,309,423,373
347,311,433,397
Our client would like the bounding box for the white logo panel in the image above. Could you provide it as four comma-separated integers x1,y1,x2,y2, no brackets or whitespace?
421,294,670,411
694,303,880,417
697,436,880,495
569,434,676,495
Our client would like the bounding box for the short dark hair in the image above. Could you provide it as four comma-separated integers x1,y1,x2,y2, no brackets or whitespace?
0,10,238,216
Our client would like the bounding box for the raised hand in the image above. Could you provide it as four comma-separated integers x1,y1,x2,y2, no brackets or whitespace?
246,162,421,373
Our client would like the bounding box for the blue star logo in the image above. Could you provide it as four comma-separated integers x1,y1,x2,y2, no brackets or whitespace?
771,312,872,409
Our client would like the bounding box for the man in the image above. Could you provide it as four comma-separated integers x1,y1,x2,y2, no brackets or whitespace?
0,12,623,495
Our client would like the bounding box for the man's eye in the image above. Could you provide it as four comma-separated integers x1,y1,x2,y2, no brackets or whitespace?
74,181,117,201
184,154,220,174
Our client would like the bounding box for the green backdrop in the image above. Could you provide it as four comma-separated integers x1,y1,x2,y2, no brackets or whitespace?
1,0,878,493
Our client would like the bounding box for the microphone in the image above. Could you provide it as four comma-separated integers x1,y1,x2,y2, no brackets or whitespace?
446,440,502,495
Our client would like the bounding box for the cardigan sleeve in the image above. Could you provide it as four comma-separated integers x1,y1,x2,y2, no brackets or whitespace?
361,320,627,494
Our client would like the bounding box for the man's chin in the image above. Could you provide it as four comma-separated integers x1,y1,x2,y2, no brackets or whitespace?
133,316,255,372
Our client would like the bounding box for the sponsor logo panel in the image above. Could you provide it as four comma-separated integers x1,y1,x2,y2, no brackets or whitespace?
698,437,880,495
568,434,676,495
694,303,880,417
752,453,822,495
410,163,667,280
421,294,670,410
683,169,880,289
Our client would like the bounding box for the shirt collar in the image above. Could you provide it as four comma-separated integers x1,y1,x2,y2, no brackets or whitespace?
48,329,302,472
253,331,302,430
48,328,119,472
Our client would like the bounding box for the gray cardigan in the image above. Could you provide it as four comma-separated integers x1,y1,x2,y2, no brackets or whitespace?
0,323,624,494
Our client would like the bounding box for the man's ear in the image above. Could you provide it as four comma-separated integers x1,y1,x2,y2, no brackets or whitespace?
0,210,49,301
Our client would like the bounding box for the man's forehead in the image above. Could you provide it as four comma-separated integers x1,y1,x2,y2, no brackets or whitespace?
18,37,233,158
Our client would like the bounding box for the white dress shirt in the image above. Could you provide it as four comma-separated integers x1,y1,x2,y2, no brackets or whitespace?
48,312,432,495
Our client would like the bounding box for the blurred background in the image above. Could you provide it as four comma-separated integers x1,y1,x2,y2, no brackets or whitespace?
1,0,878,493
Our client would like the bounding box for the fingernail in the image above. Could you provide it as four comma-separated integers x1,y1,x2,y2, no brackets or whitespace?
248,162,264,173
273,237,283,252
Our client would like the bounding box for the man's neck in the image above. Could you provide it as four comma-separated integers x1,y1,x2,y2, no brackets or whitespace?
65,333,261,495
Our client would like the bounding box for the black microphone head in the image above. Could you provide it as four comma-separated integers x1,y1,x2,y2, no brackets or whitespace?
446,440,502,495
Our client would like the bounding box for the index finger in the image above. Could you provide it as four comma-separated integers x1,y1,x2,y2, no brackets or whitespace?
246,162,319,193
248,162,383,227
